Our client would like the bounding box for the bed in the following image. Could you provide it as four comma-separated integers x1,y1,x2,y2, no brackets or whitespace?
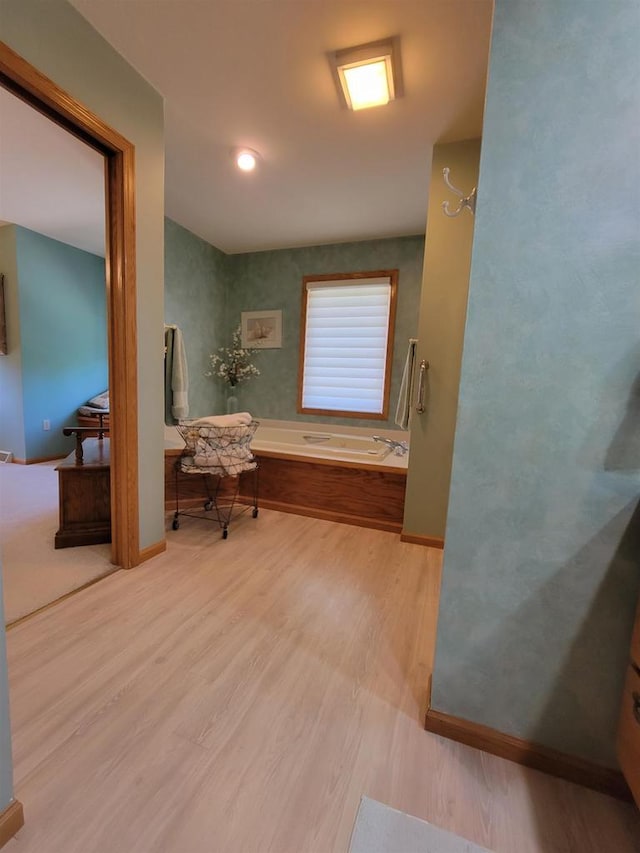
77,390,110,435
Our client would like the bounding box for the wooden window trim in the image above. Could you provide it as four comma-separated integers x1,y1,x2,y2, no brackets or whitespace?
0,40,141,568
297,269,398,420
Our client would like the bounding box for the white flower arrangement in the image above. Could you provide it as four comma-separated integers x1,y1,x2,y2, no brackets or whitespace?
206,325,260,387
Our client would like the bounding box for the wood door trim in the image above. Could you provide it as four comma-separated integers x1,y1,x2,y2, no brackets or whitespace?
0,40,139,568
0,800,24,849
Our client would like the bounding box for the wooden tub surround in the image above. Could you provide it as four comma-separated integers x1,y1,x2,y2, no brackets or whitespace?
245,451,406,532
165,448,406,533
165,448,407,533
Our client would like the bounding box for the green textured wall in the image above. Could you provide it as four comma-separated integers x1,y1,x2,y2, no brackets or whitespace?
164,218,229,420
432,0,640,766
225,236,425,427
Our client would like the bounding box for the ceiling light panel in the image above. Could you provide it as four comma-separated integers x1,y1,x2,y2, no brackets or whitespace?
329,37,403,111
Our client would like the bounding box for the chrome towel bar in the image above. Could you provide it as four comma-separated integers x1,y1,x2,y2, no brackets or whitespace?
416,359,429,414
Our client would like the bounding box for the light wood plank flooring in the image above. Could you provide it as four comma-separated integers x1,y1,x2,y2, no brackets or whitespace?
6,509,640,852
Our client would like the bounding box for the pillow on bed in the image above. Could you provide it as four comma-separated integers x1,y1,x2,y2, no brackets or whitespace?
87,390,109,409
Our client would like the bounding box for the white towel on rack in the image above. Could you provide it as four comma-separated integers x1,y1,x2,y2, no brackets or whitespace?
171,327,190,419
395,340,417,430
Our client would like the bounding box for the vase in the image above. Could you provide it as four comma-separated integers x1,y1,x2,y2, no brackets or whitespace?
226,392,239,415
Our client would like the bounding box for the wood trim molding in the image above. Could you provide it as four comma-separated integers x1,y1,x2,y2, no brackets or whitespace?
254,498,403,533
255,448,407,476
137,539,167,564
424,705,632,802
105,143,139,568
0,40,139,568
0,800,24,849
400,531,444,549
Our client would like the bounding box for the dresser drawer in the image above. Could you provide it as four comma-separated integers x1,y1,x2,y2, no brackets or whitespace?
617,664,640,806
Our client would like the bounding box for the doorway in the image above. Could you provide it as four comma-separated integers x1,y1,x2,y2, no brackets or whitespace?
0,40,140,570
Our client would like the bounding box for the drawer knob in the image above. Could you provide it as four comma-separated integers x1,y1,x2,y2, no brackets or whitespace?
633,691,640,725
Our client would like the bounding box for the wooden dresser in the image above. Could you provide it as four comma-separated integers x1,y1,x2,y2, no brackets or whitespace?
617,598,640,805
55,438,111,548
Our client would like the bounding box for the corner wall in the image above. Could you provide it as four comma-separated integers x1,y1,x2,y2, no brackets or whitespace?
403,139,481,540
0,571,14,817
0,225,25,461
164,218,229,420
432,0,640,766
1,0,165,548
225,235,425,428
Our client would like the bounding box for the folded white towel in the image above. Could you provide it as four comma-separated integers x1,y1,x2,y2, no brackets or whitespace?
191,412,252,427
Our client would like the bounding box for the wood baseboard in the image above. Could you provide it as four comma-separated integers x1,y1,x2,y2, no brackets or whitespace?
12,454,65,465
0,800,24,848
424,705,631,801
400,531,444,549
136,539,167,565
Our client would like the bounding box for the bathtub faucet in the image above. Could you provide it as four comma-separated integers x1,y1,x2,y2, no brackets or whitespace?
372,436,409,456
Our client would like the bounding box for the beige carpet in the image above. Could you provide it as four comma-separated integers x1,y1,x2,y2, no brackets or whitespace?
0,460,116,624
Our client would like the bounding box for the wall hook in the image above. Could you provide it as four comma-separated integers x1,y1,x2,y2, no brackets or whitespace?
442,167,477,217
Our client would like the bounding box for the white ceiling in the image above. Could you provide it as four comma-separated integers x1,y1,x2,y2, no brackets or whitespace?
1,1,492,257
0,88,105,256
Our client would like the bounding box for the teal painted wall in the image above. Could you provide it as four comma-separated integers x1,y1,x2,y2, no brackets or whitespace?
0,225,26,460
225,236,425,427
164,218,229,420
432,0,640,766
14,227,107,460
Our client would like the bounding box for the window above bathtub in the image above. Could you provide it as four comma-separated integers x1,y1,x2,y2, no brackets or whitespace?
298,270,397,419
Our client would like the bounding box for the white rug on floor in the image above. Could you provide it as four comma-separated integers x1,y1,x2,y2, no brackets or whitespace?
0,461,115,623
349,797,493,853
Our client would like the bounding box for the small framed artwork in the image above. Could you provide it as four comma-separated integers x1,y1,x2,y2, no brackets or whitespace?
241,310,283,349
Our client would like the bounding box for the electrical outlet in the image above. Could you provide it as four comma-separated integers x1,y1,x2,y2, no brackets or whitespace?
43,419,50,431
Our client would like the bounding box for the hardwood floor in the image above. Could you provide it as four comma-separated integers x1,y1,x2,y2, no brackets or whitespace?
5,510,640,852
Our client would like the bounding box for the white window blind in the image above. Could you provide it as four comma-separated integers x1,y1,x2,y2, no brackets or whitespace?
301,277,392,414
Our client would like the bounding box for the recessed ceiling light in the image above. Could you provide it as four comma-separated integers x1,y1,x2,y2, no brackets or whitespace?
328,37,403,111
234,148,260,172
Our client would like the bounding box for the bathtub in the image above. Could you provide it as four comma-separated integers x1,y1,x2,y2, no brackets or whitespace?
165,419,408,531
252,422,407,468
165,419,408,469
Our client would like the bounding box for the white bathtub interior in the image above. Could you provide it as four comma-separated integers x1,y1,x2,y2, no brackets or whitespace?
165,419,408,468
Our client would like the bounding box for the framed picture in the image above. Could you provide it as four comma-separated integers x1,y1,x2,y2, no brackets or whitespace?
241,309,282,349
